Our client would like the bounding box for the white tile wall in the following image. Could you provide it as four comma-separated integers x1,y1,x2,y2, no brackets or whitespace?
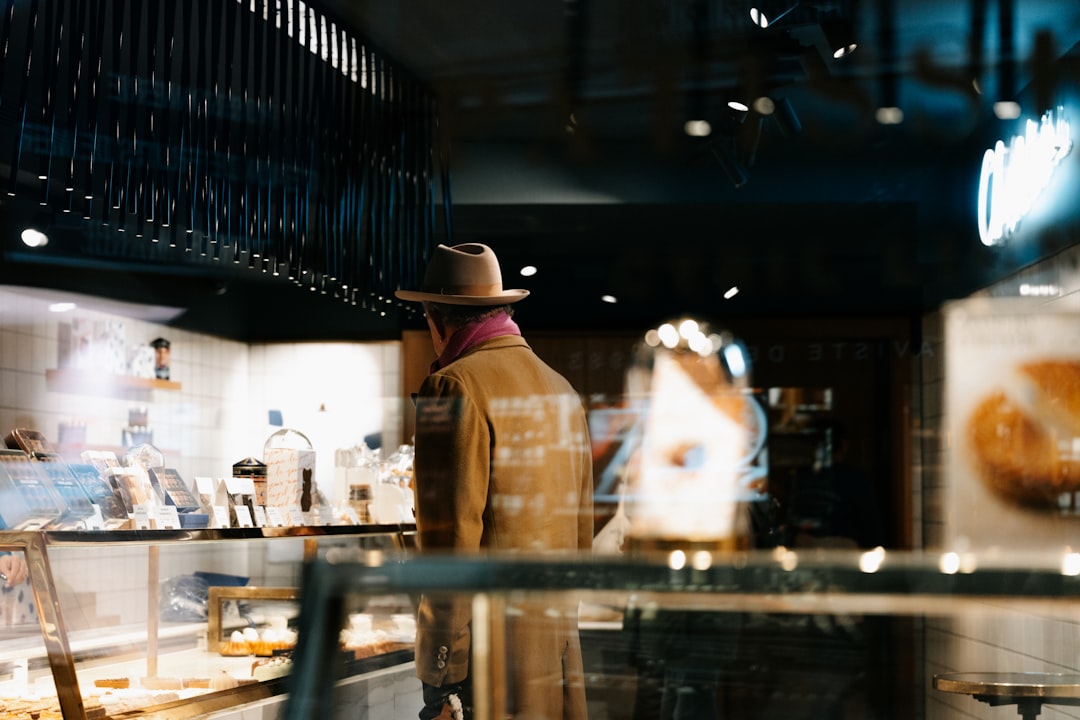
0,285,403,627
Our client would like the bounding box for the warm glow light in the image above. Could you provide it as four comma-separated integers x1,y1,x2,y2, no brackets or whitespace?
994,100,1022,120
684,119,712,137
678,319,700,339
20,228,49,248
939,552,961,574
859,546,886,573
520,265,537,277
753,97,775,115
668,550,687,570
691,551,712,570
773,546,798,571
875,107,904,125
723,286,739,299
1063,552,1080,576
657,323,679,349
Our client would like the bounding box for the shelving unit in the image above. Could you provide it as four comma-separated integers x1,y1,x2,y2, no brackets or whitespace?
45,369,182,396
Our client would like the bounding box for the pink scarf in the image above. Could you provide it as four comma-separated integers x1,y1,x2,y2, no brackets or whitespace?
430,313,522,373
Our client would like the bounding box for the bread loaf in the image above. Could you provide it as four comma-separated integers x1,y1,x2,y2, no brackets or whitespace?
966,359,1080,506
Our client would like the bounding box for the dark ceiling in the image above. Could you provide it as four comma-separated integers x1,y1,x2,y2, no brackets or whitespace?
3,0,1080,340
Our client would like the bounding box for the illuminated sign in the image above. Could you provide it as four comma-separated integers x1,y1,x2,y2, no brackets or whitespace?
977,108,1072,246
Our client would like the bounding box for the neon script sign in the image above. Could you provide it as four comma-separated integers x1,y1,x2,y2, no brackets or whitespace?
977,108,1072,246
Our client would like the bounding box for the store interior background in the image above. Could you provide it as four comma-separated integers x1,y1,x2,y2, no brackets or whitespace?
2,1,1080,719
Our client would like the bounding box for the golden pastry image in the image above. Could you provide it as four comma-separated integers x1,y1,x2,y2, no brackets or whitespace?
966,359,1080,506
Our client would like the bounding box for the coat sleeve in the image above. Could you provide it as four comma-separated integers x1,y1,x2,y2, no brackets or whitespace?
576,404,595,552
412,373,490,687
413,373,490,551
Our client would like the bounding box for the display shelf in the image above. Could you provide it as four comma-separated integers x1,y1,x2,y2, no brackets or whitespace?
282,548,1080,720
45,369,182,396
0,523,417,719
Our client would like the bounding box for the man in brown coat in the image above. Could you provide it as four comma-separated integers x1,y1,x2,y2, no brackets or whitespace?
396,243,594,720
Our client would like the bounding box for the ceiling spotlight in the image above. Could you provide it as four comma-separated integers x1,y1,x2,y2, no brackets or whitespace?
601,294,618,304
820,11,857,59
993,100,1021,120
684,119,713,137
723,286,739,299
20,227,49,248
727,99,750,113
753,97,776,115
875,106,904,125
519,265,538,277
749,1,799,29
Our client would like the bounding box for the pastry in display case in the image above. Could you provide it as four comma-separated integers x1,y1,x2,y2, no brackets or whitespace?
0,523,417,719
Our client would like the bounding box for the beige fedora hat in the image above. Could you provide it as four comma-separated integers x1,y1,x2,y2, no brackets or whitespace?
394,243,529,306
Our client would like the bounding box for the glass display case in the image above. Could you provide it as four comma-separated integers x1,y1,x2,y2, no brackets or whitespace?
0,524,416,719
281,548,1080,720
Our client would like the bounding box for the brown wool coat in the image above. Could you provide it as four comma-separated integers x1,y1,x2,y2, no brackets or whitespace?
412,335,594,720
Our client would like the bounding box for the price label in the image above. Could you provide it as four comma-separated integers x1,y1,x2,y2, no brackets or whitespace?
234,505,254,528
265,506,287,527
212,506,232,528
158,506,181,530
287,506,306,527
253,506,268,527
340,505,360,525
85,505,105,530
132,505,152,530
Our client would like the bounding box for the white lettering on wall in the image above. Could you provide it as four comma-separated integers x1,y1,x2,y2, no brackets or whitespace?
978,107,1072,246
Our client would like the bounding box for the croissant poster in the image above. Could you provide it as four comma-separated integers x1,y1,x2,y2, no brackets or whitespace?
944,298,1080,551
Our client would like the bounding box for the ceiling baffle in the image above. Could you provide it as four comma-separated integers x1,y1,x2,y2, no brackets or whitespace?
0,0,442,314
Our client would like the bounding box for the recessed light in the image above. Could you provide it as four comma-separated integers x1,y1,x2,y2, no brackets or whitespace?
723,286,739,299
48,302,77,313
520,265,537,277
601,294,617,304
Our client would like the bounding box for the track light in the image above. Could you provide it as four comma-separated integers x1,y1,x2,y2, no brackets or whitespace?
994,0,1019,119
773,97,802,135
712,147,749,189
820,11,857,58
875,70,904,125
749,1,799,29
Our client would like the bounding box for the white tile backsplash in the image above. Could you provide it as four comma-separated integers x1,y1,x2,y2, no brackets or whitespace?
0,285,405,625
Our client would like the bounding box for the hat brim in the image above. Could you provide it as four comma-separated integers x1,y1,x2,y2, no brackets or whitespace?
394,288,529,306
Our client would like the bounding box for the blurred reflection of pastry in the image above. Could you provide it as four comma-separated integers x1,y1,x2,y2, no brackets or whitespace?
966,359,1080,506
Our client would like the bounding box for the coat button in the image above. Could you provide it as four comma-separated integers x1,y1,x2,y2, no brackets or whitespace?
438,645,448,653
436,660,446,669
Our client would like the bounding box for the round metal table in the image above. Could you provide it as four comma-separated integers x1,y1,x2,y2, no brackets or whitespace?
934,672,1080,720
